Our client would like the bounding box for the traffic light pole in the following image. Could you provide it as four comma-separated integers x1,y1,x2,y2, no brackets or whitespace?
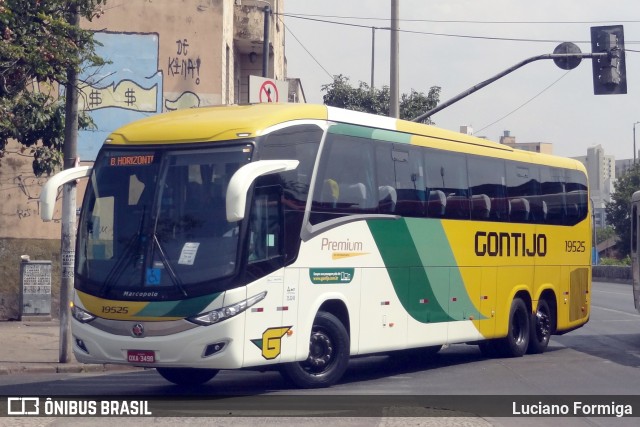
412,52,608,123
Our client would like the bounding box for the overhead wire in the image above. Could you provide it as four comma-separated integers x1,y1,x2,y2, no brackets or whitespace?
279,12,640,44
278,10,635,128
280,12,640,25
276,13,334,80
475,71,573,134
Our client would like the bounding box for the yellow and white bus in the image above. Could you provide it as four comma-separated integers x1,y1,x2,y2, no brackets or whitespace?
41,104,591,388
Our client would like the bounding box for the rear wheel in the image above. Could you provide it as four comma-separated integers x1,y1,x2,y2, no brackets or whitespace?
495,297,530,357
156,367,219,385
527,299,552,354
280,311,350,388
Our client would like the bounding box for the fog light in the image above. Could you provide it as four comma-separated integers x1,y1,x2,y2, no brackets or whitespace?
75,337,89,354
203,342,226,357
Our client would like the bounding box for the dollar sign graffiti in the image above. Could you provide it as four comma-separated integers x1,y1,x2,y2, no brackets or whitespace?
125,88,136,106
89,90,102,108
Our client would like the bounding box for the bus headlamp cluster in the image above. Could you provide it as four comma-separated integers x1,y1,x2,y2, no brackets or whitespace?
70,302,96,323
188,291,267,326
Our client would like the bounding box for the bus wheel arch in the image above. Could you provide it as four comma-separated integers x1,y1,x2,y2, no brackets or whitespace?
496,293,530,357
280,309,350,388
527,291,556,354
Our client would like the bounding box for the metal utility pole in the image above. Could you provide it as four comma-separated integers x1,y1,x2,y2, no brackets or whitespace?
59,6,80,363
370,27,375,92
262,4,271,77
634,121,639,164
389,0,399,118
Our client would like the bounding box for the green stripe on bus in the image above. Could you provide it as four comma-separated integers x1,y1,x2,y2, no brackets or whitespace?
405,218,484,321
367,218,484,323
329,123,411,144
136,292,221,317
367,219,453,323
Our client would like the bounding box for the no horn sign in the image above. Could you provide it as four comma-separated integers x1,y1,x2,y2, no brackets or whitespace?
249,75,289,103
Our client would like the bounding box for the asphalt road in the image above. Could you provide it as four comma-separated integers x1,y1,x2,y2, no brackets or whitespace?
1,281,639,426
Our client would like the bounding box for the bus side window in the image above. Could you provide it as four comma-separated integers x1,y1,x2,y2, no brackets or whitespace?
425,149,469,220
311,133,376,215
375,143,397,214
248,188,283,264
565,170,588,225
468,155,507,222
393,147,426,217
540,167,566,225
506,163,542,224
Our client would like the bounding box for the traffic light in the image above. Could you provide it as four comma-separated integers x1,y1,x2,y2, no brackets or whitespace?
591,25,627,95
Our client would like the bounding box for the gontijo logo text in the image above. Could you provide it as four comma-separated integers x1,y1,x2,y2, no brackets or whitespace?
475,231,547,257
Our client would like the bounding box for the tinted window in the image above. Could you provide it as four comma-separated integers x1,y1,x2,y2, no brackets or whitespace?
258,125,322,210
375,143,397,214
425,149,469,219
506,162,542,223
394,147,426,217
468,156,507,221
310,132,376,224
540,166,567,225
565,169,588,225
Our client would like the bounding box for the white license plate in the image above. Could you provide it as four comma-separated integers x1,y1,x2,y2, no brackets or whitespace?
127,350,155,363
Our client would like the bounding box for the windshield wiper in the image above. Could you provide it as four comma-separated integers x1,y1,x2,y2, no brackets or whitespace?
151,233,188,297
101,205,147,295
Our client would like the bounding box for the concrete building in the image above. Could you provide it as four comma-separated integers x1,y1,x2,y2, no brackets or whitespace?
77,0,288,161
498,131,553,154
2,0,289,236
0,0,293,319
615,158,635,179
572,145,615,227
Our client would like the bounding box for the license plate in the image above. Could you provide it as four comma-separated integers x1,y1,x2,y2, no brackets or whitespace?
127,350,155,363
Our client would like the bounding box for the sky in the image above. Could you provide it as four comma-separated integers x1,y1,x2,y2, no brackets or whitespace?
283,0,640,161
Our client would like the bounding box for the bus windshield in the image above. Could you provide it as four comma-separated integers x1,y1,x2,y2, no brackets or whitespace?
77,143,253,300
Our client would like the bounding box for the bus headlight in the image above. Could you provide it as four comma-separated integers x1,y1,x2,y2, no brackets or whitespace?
71,302,96,323
188,291,267,326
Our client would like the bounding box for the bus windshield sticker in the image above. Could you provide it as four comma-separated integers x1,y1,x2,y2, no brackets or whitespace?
178,242,200,265
309,268,355,284
145,268,162,285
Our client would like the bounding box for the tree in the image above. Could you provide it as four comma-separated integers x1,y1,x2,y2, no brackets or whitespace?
322,75,441,124
605,163,640,258
0,0,105,176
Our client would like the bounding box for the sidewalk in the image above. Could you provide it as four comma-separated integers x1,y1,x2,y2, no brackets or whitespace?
0,319,138,375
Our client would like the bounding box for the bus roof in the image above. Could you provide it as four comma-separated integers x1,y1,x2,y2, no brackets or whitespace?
104,103,584,172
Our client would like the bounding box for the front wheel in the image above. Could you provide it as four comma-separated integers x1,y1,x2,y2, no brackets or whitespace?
495,297,530,357
280,311,350,388
156,367,219,385
527,299,553,354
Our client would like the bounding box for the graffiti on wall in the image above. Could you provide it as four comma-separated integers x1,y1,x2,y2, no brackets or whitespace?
165,38,202,110
77,32,163,161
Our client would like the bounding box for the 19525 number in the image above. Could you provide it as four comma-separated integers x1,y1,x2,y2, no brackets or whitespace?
565,240,586,253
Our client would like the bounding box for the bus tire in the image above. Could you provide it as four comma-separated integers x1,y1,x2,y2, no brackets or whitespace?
527,299,552,354
156,367,219,385
496,297,530,357
280,311,350,388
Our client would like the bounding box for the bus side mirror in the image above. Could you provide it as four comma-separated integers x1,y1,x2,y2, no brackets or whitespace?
226,160,299,222
39,166,93,221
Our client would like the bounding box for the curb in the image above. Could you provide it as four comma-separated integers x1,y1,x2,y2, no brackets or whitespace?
0,363,142,376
